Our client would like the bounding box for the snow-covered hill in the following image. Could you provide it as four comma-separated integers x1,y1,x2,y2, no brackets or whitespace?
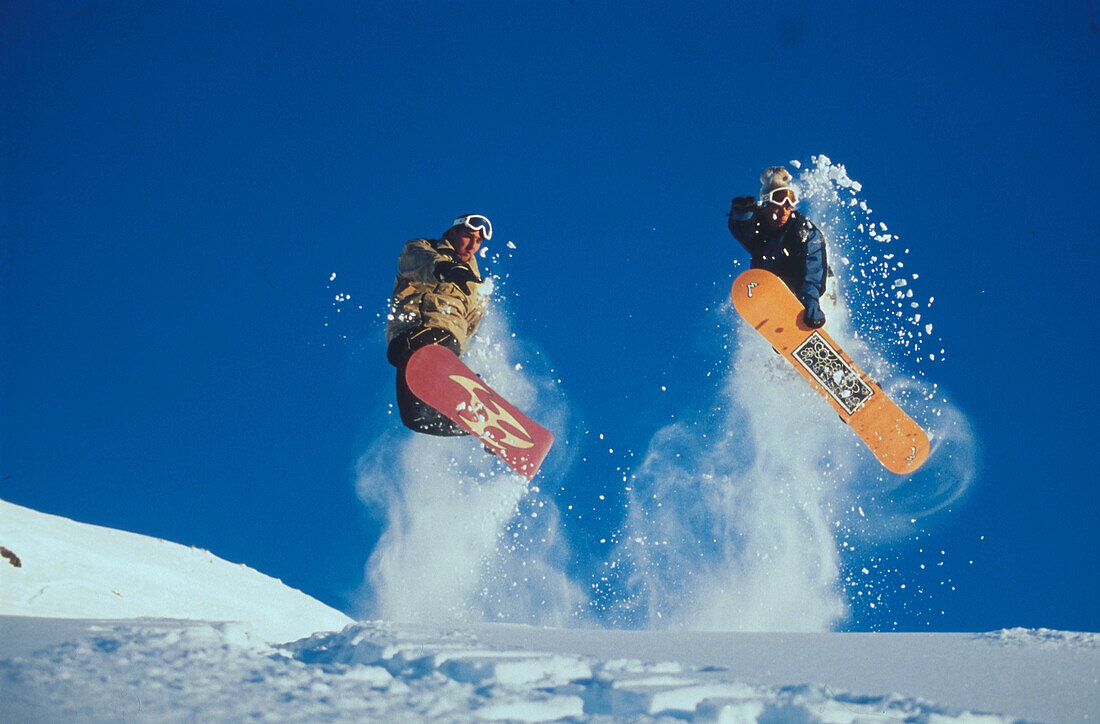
0,498,351,643
2,499,1097,722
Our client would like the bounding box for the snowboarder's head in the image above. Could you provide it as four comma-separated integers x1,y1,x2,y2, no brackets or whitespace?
444,214,492,262
759,166,798,230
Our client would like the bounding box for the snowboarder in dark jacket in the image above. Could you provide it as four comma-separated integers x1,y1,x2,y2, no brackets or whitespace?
727,166,828,328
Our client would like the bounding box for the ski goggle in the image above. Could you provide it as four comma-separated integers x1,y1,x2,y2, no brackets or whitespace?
763,187,798,207
452,214,492,240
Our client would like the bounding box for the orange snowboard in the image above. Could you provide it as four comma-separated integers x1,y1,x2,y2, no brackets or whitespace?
731,269,929,474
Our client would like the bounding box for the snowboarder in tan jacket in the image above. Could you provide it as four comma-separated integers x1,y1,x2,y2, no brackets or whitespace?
728,167,829,328
386,214,491,435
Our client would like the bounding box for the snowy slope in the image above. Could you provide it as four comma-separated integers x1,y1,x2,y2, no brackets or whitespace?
3,616,1098,722
0,498,352,643
2,499,1097,722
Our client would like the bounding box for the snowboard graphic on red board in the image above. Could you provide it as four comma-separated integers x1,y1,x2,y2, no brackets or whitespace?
731,269,929,474
404,344,554,480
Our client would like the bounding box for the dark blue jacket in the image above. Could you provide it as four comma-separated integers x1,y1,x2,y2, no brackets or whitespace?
728,208,828,300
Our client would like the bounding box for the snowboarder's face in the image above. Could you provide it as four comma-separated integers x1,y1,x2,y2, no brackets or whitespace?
451,228,483,262
762,203,793,230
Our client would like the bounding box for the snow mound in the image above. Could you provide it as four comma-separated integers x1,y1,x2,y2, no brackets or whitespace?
979,628,1100,649
0,499,351,643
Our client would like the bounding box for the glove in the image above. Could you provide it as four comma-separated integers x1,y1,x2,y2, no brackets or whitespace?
433,260,481,295
730,196,757,215
799,295,826,329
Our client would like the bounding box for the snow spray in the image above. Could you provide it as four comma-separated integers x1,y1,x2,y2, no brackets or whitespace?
356,268,585,626
612,156,975,631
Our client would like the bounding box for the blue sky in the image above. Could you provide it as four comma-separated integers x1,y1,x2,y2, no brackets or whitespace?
2,1,1097,632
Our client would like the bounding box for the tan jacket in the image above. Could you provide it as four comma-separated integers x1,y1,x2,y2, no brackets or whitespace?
385,238,487,354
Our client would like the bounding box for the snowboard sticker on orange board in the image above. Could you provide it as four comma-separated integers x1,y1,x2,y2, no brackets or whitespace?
404,344,554,480
731,269,929,474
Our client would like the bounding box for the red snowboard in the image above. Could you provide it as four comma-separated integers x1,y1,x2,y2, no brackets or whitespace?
404,345,554,480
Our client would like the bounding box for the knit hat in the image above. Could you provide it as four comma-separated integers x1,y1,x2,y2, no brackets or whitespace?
759,166,798,204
